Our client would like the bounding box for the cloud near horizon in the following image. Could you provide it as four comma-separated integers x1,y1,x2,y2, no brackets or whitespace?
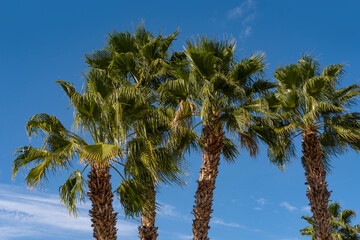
0,184,138,240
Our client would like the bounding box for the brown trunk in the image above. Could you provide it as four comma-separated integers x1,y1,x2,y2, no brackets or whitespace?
88,163,118,240
302,128,333,240
192,116,224,240
138,186,158,240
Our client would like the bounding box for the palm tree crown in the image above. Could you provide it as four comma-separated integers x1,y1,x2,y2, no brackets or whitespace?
85,26,196,240
12,69,161,239
262,55,360,240
160,37,274,239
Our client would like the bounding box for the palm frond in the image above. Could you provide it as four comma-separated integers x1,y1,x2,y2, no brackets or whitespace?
59,169,87,216
81,143,122,165
116,178,154,219
222,137,239,163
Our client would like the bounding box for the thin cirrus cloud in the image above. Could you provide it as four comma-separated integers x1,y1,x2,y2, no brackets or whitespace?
257,198,266,205
251,197,266,210
0,184,196,240
280,202,298,212
301,206,311,213
280,201,312,214
227,0,257,38
227,0,255,19
0,184,138,240
212,217,262,232
158,202,192,222
176,234,193,240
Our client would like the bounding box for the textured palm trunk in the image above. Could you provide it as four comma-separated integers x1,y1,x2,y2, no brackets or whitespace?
302,128,333,240
192,116,224,240
88,163,118,240
138,186,158,240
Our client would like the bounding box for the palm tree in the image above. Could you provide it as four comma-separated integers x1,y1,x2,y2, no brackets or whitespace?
262,55,360,240
85,26,196,240
13,70,153,239
117,104,194,240
160,37,273,239
301,202,360,240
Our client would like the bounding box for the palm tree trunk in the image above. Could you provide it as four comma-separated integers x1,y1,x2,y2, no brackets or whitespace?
88,162,118,240
192,118,224,240
302,128,332,240
138,186,158,240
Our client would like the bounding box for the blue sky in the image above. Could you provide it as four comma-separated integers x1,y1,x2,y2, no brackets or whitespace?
1,0,360,239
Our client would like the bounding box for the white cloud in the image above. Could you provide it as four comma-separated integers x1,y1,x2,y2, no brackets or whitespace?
280,202,297,212
213,218,247,229
176,234,192,240
0,226,39,240
228,0,256,19
158,202,192,222
228,6,244,19
0,184,138,239
242,13,256,25
213,217,262,232
159,203,179,217
254,207,262,211
240,26,253,38
302,206,311,213
227,0,257,38
257,198,266,205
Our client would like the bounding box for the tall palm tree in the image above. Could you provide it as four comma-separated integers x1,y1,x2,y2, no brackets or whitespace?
301,202,360,240
85,26,196,240
117,104,194,240
160,37,273,239
13,70,154,240
262,56,360,240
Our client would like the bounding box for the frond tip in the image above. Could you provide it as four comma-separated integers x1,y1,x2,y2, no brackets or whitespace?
59,170,87,216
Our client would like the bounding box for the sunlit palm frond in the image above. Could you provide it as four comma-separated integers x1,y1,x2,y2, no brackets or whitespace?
85,49,112,69
59,169,87,216
26,113,68,138
81,143,122,165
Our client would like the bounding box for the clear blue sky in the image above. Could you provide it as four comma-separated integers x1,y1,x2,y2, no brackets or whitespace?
1,1,360,239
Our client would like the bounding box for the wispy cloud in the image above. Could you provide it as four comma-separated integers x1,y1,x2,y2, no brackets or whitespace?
251,197,266,210
213,217,262,232
176,234,192,240
213,218,247,229
159,203,180,217
240,26,253,38
280,202,297,212
301,206,311,213
227,0,257,38
0,226,39,240
257,198,266,205
228,0,256,19
0,184,138,240
158,202,192,222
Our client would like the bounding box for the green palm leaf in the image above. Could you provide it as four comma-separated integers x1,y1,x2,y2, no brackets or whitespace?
81,143,122,165
59,170,87,216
